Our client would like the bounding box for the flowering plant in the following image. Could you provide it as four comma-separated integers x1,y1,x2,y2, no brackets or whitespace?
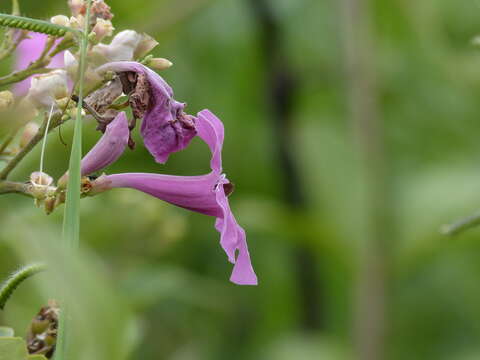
0,0,257,358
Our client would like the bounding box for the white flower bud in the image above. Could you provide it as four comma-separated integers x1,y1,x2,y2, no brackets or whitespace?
27,70,68,109
20,122,40,148
91,18,114,42
69,14,85,30
147,58,173,70
0,90,14,111
50,15,70,27
69,0,85,16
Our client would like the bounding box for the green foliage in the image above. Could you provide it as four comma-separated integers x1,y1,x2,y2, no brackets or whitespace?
0,264,46,310
58,1,92,359
0,337,46,360
0,328,13,337
0,14,74,37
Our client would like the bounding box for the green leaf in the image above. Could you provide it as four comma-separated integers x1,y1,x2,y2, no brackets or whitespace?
0,14,77,37
0,327,14,337
0,337,27,360
0,263,47,310
0,337,49,360
58,2,93,359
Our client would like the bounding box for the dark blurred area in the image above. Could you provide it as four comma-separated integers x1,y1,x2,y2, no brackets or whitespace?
2,0,480,359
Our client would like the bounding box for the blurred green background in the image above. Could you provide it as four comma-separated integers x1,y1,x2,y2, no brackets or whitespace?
2,0,480,359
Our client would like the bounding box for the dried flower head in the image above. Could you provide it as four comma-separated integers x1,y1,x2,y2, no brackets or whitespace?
97,61,196,163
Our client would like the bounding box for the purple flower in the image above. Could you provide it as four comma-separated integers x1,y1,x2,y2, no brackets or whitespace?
58,112,129,186
14,33,65,96
96,61,196,164
81,111,130,175
91,110,258,285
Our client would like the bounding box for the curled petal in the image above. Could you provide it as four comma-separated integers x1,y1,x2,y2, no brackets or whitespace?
196,109,224,174
214,175,257,285
97,61,196,163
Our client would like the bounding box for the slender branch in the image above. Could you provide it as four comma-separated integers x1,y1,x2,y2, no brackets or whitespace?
0,180,32,196
441,211,480,236
0,30,27,62
0,131,16,154
0,112,63,180
0,66,51,87
0,1,24,61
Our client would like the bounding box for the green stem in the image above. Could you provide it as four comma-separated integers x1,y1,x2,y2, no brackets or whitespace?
62,9,90,251
0,180,32,196
11,0,19,16
442,211,480,236
0,66,50,87
0,131,16,154
0,263,47,310
0,27,78,88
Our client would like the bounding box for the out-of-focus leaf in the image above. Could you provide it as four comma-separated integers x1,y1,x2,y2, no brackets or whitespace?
0,337,27,360
122,265,232,311
0,327,14,337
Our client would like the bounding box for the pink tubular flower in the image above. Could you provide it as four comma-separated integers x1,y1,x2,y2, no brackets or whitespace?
58,112,129,186
14,33,65,96
96,61,196,164
80,111,129,175
90,110,258,285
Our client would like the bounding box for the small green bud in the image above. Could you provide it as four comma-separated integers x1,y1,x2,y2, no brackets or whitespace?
0,91,14,111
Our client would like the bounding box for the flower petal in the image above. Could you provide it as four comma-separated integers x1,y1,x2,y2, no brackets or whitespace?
14,33,65,96
196,109,224,174
97,61,196,163
81,112,129,176
97,172,221,216
89,109,257,285
215,177,258,285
